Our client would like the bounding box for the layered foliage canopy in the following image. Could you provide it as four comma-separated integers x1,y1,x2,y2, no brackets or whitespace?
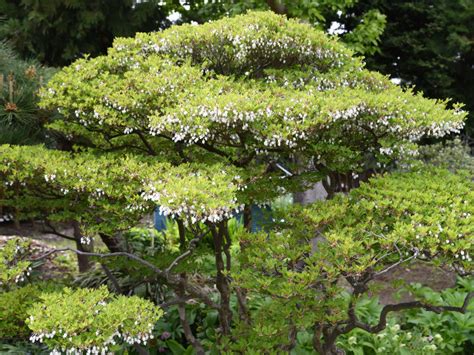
0,145,242,235
40,11,466,188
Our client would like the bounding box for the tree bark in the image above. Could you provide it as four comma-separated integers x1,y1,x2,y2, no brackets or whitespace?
266,0,287,14
99,232,124,252
212,224,232,336
72,221,93,272
243,204,252,232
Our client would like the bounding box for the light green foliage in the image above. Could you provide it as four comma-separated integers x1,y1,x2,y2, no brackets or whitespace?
27,286,163,354
233,168,473,350
0,237,32,289
340,317,440,355
39,11,466,194
0,282,61,341
0,144,243,236
300,168,474,272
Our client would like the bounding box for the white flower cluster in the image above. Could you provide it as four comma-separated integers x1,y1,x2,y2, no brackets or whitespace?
125,203,147,213
454,250,472,262
328,104,371,122
142,183,242,224
102,95,128,115
80,236,93,245
49,346,110,355
155,199,243,224
379,147,394,156
13,266,31,284
31,317,155,355
426,120,465,138
150,103,309,149
138,22,349,74
92,188,105,198
326,102,466,145
118,327,154,346
269,72,387,92
0,213,13,222
44,174,57,182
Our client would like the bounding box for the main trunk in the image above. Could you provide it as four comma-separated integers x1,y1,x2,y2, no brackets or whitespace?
72,221,93,272
212,223,233,336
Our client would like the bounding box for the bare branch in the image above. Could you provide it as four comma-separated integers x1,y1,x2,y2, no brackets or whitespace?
100,263,123,294
338,291,473,337
159,296,193,309
32,248,163,273
352,292,474,334
374,252,418,277
135,130,157,156
178,302,205,354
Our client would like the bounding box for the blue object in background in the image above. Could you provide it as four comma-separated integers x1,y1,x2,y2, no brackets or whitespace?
153,207,167,232
234,204,273,232
153,204,272,233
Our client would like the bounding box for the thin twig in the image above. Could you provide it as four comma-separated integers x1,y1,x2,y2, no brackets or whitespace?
374,253,418,277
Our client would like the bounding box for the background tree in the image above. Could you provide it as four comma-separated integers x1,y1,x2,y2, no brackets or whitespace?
338,0,474,134
0,0,175,66
0,41,56,145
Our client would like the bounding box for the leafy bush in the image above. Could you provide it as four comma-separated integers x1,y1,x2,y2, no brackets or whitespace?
27,286,163,354
0,282,61,341
418,139,474,175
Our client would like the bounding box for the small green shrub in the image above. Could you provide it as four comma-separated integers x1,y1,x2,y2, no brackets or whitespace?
0,282,60,341
27,286,163,354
